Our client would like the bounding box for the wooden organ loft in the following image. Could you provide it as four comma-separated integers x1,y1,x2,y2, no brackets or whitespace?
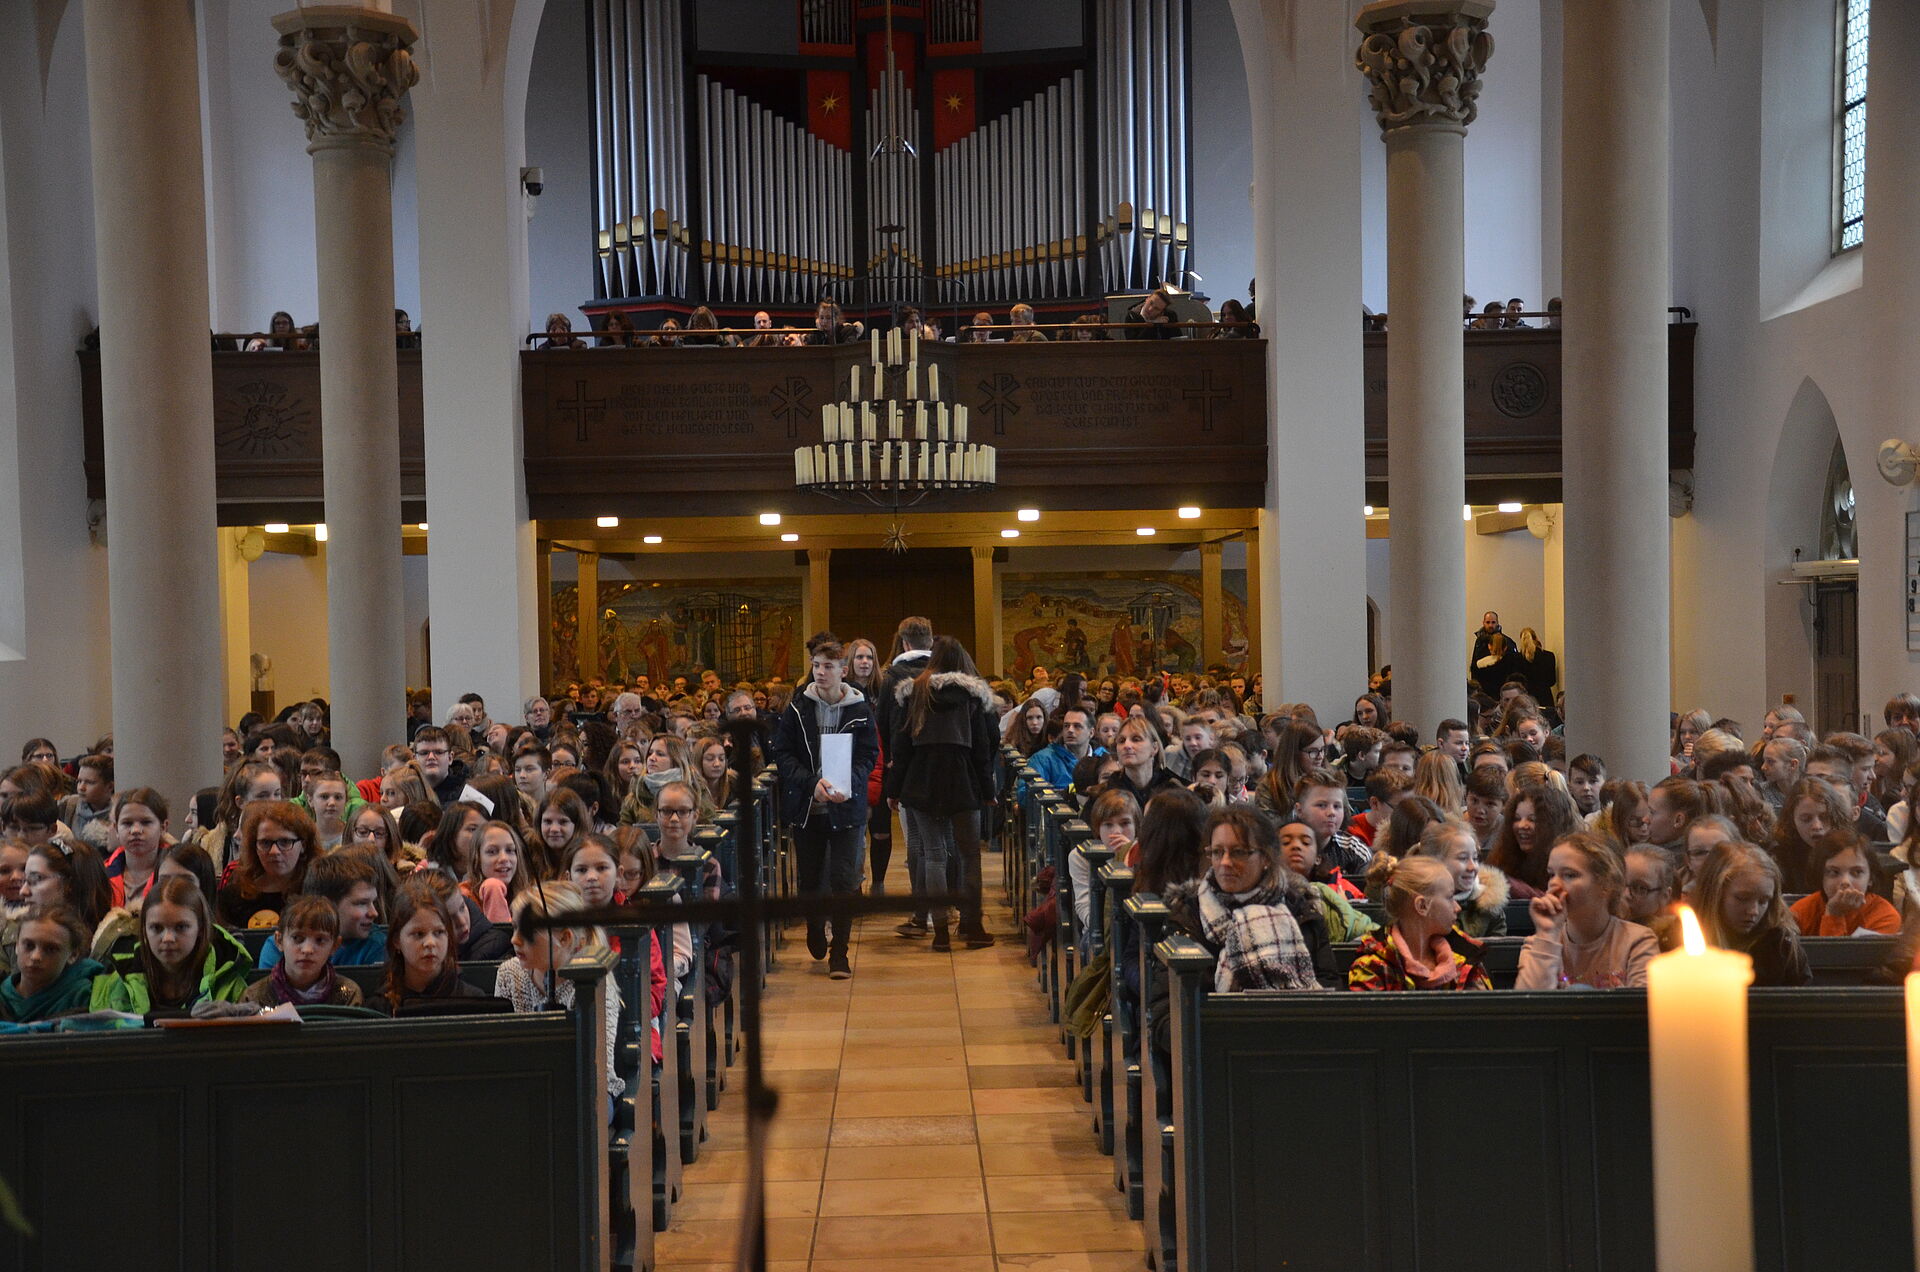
582,0,1196,328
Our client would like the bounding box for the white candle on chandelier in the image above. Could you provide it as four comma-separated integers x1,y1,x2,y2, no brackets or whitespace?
907,360,918,400
861,441,871,483
871,328,880,364
928,363,940,402
880,442,891,485
913,401,926,439
985,447,996,483
918,440,930,482
956,403,969,443
850,363,862,402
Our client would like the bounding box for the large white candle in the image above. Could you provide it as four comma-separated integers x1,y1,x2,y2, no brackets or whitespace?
1649,906,1754,1272
871,328,880,363
918,441,930,481
914,402,926,440
929,363,940,402
956,404,969,443
851,363,862,402
907,360,918,400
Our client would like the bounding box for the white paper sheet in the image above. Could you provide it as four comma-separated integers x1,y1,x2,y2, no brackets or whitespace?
820,732,853,799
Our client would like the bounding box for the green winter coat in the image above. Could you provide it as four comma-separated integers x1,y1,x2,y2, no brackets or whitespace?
88,925,252,1014
1312,882,1379,944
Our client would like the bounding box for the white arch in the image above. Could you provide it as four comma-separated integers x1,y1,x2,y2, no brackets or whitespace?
1762,376,1845,713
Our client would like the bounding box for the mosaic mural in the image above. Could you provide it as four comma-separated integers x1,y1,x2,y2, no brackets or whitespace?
1000,570,1248,680
550,578,804,684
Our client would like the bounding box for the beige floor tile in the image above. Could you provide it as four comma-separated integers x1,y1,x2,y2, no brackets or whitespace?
970,1087,1085,1115
818,1175,988,1216
690,1147,828,1182
672,1179,823,1221
809,1259,997,1272
833,1088,974,1117
965,1043,1073,1066
837,1065,972,1091
995,1253,1149,1271
989,1211,1145,1255
811,1213,998,1259
843,1026,968,1045
968,1064,1077,1089
825,1144,985,1179
979,1143,1112,1176
985,1175,1131,1215
976,1112,1094,1145
841,1043,970,1068
656,1215,815,1261
760,1067,840,1092
828,1114,979,1147
762,1046,846,1070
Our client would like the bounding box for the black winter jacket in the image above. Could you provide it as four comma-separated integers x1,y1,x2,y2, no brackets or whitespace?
769,683,879,831
883,672,998,816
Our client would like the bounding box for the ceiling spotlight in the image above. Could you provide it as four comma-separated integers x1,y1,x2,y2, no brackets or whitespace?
1136,527,1156,537
1000,529,1020,539
597,516,620,528
1363,505,1375,516
313,523,329,542
1016,508,1041,522
264,523,290,535
780,533,799,542
1497,502,1523,514
416,523,428,531
642,535,663,545
1462,506,1473,522
1177,506,1201,519
758,512,782,526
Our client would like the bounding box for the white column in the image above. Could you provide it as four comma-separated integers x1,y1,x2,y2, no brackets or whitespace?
1230,0,1370,726
1356,0,1495,739
83,0,225,805
272,7,418,777
409,0,543,724
1560,0,1670,780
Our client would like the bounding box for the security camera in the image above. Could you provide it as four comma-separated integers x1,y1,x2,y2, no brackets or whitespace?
521,166,544,197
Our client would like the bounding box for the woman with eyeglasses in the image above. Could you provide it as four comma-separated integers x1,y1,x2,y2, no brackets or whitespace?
1254,720,1328,821
215,801,315,931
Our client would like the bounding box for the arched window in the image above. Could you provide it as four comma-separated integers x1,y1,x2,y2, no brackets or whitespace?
1834,0,1870,253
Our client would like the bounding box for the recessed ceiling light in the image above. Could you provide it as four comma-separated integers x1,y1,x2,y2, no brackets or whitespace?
1462,505,1473,521
313,523,328,542
264,523,289,534
1136,527,1156,537
1177,506,1201,519
416,523,428,531
642,535,663,545
1363,505,1375,516
1497,502,1523,513
780,533,799,542
597,516,619,528
1001,529,1019,539
759,512,782,526
1016,508,1040,522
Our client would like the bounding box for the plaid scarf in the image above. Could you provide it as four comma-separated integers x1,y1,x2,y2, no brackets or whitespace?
269,960,340,1006
1193,876,1320,993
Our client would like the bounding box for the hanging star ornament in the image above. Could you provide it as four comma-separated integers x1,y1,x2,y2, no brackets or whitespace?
882,519,911,554
820,93,840,114
944,93,964,113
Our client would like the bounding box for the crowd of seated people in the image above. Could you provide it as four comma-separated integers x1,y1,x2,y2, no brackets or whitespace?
13,614,1920,1032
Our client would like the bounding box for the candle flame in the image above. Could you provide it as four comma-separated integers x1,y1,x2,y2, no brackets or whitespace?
1678,904,1705,955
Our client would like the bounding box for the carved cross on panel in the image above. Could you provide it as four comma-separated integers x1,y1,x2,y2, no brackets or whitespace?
979,372,1021,435
1182,370,1231,433
769,376,813,439
555,379,607,443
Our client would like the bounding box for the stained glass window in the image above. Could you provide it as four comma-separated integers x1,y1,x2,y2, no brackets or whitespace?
1835,0,1869,252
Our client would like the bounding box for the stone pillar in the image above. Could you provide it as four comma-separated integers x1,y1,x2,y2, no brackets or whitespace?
971,546,998,675
1243,526,1262,676
272,7,418,777
807,548,833,638
1232,0,1370,725
576,551,602,683
1355,0,1494,738
82,0,225,804
410,0,543,727
1560,0,1670,780
1200,542,1224,669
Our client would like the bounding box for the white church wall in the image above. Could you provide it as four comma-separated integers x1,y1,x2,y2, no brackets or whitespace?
524,0,594,333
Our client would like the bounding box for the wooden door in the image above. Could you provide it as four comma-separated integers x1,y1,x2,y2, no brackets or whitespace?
1813,580,1860,736
828,548,975,659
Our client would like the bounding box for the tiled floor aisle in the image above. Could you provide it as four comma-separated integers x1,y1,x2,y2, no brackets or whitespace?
653,845,1147,1271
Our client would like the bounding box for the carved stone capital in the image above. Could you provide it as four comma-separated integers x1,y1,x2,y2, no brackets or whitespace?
1355,0,1496,134
271,7,419,152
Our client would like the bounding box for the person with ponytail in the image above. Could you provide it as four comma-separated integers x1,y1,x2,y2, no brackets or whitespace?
1347,855,1492,991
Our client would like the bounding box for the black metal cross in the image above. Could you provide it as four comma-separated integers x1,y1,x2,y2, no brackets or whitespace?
522,718,958,1271
555,378,608,443
1181,369,1231,432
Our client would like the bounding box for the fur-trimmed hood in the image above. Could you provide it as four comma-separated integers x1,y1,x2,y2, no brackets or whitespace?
892,670,996,711
1463,862,1510,914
